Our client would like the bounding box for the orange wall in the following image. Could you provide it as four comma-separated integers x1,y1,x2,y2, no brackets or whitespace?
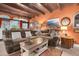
32,4,79,44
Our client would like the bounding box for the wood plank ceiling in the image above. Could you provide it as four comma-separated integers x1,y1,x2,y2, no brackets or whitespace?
0,3,76,19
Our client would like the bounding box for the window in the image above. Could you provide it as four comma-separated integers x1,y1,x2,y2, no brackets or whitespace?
74,14,79,28
10,20,20,29
1,20,10,30
22,22,28,30
73,12,79,32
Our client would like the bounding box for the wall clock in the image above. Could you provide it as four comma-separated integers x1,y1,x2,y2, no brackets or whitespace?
61,17,71,26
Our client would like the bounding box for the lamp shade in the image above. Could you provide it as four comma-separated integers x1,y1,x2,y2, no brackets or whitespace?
61,26,67,30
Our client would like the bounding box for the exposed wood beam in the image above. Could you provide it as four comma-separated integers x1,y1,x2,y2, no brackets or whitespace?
57,3,61,9
22,3,45,14
77,3,79,5
30,3,50,14
57,3,65,10
0,11,14,16
24,3,45,14
25,3,46,14
0,11,32,20
41,3,59,13
0,10,33,19
36,3,50,13
41,3,53,12
0,3,31,16
0,11,19,17
76,3,79,6
48,4,58,11
0,8,26,17
57,3,74,9
16,3,42,16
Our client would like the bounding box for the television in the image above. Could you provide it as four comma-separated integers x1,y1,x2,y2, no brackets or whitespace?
47,18,60,27
22,22,28,30
10,20,20,29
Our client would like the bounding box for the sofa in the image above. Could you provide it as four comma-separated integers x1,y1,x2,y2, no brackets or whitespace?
4,39,20,54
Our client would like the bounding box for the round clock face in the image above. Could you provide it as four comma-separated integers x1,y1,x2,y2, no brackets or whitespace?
61,17,70,26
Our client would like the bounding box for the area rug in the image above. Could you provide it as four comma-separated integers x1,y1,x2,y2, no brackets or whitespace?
9,50,21,56
9,47,63,56
40,47,63,56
